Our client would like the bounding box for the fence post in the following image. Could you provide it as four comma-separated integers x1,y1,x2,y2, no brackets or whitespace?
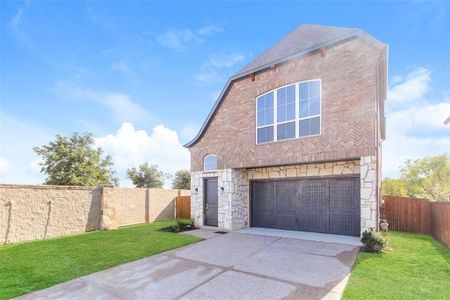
100,186,118,230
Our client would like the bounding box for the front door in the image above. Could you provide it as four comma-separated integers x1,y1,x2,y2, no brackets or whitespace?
204,178,218,226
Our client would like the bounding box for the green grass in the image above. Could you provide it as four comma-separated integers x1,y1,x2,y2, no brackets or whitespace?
0,220,202,299
343,231,450,299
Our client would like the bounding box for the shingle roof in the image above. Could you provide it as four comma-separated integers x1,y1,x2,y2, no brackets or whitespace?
233,24,360,78
184,24,386,148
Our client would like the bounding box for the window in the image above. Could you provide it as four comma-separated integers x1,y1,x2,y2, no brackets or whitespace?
276,84,296,140
204,154,218,172
256,92,274,143
256,80,321,144
299,80,321,137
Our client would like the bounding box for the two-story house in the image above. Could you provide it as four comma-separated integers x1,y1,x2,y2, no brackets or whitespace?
184,24,387,237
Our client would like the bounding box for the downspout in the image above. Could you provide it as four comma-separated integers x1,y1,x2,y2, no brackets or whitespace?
375,61,380,231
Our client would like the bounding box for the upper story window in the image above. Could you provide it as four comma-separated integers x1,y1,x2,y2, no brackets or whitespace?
204,154,218,172
256,92,274,143
299,80,321,137
256,79,321,144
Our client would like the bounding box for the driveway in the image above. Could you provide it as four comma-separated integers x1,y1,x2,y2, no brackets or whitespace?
18,229,360,300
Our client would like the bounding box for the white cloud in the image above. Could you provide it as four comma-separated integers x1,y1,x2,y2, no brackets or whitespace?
0,113,50,184
180,123,200,143
95,122,190,187
383,67,450,178
387,67,431,102
51,80,150,122
9,8,24,28
86,7,117,33
29,159,42,174
0,158,11,175
208,51,246,68
194,50,247,83
111,60,134,77
156,25,222,52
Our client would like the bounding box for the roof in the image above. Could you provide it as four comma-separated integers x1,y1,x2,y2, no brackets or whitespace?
184,24,386,148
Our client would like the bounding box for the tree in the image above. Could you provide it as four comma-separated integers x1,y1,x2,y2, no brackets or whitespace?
382,177,408,196
399,154,450,201
126,163,170,188
172,169,191,190
33,132,118,186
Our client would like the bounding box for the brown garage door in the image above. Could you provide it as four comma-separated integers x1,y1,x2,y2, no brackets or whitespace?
251,177,360,236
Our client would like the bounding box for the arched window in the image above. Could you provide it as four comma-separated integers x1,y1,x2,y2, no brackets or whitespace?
256,79,321,144
204,154,218,172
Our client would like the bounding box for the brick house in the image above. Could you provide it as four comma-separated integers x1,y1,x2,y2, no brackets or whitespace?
184,24,387,236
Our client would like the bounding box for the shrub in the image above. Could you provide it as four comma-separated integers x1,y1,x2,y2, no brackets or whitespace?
361,228,387,253
176,219,194,230
170,225,180,233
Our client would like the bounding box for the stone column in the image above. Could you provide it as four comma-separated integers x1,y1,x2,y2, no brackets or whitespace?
360,156,378,233
190,172,204,227
100,186,118,230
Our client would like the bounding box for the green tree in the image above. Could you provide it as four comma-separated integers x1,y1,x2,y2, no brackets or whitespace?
399,154,450,201
382,177,408,196
171,169,191,190
33,133,118,186
126,163,170,188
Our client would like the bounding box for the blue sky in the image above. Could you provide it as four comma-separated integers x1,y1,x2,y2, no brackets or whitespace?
1,1,449,186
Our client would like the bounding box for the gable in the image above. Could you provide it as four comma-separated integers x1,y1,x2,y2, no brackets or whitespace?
185,24,387,148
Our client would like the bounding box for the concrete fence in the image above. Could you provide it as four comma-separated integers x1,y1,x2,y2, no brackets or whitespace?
0,184,189,244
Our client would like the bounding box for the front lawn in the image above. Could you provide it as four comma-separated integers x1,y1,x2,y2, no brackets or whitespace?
343,231,450,299
0,220,201,299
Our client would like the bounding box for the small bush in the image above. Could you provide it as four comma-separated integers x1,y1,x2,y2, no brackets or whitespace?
176,219,194,231
361,228,387,253
170,225,180,233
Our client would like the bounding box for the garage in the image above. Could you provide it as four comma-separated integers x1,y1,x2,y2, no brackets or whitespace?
251,176,360,236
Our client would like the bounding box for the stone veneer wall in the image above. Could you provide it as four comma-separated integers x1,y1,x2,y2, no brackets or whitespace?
191,170,249,230
360,156,378,232
1,184,189,244
191,160,366,231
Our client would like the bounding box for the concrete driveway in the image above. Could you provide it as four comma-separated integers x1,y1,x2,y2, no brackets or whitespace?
18,229,360,300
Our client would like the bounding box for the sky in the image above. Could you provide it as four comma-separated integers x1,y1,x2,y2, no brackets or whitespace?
1,1,449,187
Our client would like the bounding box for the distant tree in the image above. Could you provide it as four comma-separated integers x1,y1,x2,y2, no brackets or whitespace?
126,163,170,188
33,132,118,186
399,154,450,201
172,169,191,190
382,177,408,197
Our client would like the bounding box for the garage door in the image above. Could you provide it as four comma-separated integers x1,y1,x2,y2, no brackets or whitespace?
251,177,360,236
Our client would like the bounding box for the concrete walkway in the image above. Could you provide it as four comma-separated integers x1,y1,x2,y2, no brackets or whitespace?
238,227,361,246
18,229,360,300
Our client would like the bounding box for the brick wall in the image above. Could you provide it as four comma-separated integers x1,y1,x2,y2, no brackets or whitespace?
0,184,189,244
189,38,382,171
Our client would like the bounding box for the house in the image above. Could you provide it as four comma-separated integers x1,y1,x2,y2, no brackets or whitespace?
184,24,387,237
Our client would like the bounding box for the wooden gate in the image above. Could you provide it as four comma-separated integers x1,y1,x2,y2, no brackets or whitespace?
176,196,191,219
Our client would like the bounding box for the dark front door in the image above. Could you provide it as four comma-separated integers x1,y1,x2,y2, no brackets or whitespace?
204,178,218,226
251,177,360,236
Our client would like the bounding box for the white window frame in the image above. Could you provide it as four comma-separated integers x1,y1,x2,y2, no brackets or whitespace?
203,154,218,172
298,80,322,138
256,91,275,144
275,84,296,141
255,79,321,144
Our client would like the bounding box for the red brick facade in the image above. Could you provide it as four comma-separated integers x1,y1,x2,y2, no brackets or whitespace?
189,38,385,172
